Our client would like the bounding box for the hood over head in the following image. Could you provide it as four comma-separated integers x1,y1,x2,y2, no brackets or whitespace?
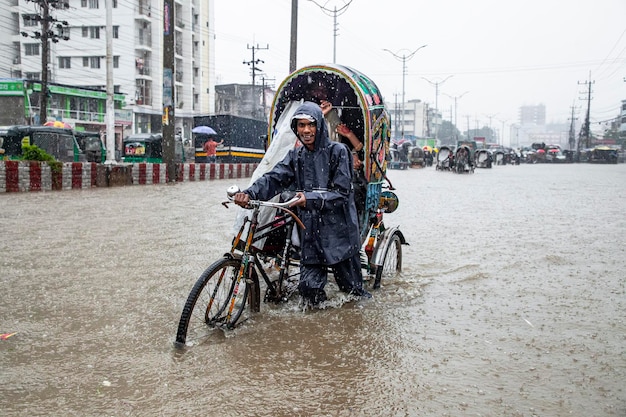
290,101,330,151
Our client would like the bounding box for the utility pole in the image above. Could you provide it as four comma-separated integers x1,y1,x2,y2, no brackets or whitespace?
260,76,275,121
442,91,469,140
104,0,115,164
163,0,176,181
484,113,497,143
578,72,594,150
243,44,269,119
422,75,453,143
383,45,428,139
308,0,353,63
289,0,298,72
568,103,578,150
21,0,70,125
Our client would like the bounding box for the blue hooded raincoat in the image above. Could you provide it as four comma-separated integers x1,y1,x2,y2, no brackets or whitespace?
243,101,361,265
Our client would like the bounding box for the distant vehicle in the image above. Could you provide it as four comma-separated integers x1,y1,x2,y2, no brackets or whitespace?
0,125,85,162
192,115,267,163
74,130,105,163
475,149,492,168
122,133,185,163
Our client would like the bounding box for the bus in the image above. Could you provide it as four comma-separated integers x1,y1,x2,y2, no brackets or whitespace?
0,125,85,162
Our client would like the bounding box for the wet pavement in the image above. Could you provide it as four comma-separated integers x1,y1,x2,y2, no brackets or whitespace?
1,163,625,416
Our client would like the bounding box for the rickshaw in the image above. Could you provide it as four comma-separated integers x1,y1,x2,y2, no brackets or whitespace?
436,145,453,170
454,144,474,173
175,64,407,345
475,149,492,168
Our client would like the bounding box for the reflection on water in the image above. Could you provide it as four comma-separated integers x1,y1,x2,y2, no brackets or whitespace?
1,164,625,416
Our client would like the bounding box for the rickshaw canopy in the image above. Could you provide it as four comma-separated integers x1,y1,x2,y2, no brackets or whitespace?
268,64,391,185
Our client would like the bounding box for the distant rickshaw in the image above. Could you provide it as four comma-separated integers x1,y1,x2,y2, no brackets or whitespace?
454,145,474,173
436,145,453,171
475,149,492,168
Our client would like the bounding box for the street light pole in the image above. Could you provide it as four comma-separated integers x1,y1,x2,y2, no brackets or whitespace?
308,0,353,63
422,75,453,143
383,45,427,139
442,91,469,142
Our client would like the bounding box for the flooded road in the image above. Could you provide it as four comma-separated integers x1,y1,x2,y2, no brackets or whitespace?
1,163,625,416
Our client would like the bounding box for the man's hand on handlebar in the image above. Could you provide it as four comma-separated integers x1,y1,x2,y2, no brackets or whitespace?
233,192,250,208
290,192,306,208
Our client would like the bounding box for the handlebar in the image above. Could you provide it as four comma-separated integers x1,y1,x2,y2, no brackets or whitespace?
222,195,306,230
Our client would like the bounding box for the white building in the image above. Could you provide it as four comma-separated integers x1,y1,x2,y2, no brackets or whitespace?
387,98,430,140
0,0,215,142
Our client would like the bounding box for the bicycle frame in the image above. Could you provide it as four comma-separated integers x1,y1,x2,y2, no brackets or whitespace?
224,197,304,317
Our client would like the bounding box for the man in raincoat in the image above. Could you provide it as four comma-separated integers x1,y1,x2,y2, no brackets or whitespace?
233,101,370,306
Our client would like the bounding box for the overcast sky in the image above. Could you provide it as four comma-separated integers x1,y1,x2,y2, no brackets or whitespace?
214,0,625,137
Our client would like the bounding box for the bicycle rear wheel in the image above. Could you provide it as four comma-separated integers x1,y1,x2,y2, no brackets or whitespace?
373,232,402,289
176,257,256,346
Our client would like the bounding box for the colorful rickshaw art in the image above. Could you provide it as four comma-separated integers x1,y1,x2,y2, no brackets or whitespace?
264,64,406,286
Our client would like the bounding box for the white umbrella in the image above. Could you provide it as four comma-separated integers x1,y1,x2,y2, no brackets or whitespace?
192,126,217,135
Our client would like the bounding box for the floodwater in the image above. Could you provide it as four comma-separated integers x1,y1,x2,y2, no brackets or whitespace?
1,163,625,416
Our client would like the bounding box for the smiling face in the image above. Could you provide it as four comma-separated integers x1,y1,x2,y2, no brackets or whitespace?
296,120,317,150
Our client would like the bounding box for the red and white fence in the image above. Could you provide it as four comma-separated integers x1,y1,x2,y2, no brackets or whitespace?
0,161,258,193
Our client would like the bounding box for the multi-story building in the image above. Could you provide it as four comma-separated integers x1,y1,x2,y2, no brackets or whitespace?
519,104,546,126
387,98,430,140
1,0,215,146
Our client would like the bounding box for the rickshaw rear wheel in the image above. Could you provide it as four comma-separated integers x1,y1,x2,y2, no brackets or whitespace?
175,257,259,346
372,233,403,289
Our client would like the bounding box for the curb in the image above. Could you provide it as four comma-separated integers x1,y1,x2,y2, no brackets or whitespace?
0,161,258,193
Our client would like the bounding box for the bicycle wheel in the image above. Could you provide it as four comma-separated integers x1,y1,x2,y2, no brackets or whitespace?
176,256,257,346
373,233,402,289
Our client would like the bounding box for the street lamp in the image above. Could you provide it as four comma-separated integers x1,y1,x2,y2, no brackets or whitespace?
422,75,453,142
308,0,353,63
383,45,428,139
443,91,469,141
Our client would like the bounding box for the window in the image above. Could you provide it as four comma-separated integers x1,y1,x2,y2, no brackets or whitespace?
58,57,71,69
25,44,39,56
58,27,70,39
83,57,89,67
81,0,87,6
82,27,88,37
25,72,40,80
90,26,100,39
113,26,119,38
90,57,101,69
23,14,39,27
89,0,99,8
113,56,119,68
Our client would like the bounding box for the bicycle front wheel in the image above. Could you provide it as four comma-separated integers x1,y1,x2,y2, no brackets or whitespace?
176,257,255,346
373,232,403,289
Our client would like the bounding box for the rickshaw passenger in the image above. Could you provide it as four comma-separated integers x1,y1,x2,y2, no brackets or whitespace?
233,101,370,306
336,123,367,226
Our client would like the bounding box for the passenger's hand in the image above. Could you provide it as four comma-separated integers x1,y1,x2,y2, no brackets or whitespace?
290,192,306,208
233,192,250,208
320,100,333,116
336,124,352,136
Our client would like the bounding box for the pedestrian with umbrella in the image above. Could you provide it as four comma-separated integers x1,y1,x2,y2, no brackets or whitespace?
192,126,222,163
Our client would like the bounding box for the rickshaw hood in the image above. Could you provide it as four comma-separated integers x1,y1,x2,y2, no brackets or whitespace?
290,101,331,151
